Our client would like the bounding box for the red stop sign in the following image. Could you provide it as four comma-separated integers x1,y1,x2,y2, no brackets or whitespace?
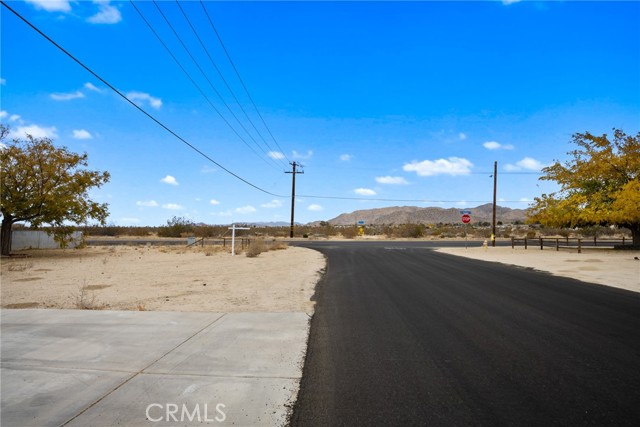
461,214,471,224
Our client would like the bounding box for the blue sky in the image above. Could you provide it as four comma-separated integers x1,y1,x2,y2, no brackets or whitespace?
2,0,639,226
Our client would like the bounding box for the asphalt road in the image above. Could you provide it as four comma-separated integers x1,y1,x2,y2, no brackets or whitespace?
290,242,640,427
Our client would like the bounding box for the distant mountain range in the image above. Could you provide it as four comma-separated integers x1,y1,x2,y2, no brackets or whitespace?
322,204,527,225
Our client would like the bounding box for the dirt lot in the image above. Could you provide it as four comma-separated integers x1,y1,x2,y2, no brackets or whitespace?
438,246,640,293
1,245,326,313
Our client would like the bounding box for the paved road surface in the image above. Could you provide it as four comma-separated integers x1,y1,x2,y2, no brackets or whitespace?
290,242,640,426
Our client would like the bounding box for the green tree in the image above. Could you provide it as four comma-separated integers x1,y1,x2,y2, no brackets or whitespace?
527,129,640,245
157,216,195,237
0,125,110,255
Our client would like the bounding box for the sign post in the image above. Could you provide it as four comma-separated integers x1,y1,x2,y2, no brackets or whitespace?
460,210,472,249
228,224,250,256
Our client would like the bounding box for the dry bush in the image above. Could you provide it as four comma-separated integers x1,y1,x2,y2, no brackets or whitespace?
269,241,288,251
340,227,358,239
246,239,266,257
70,284,105,310
7,262,34,272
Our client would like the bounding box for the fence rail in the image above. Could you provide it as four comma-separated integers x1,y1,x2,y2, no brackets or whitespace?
87,237,277,249
511,236,631,253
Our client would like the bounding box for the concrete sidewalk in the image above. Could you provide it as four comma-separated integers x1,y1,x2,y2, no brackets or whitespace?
1,309,310,427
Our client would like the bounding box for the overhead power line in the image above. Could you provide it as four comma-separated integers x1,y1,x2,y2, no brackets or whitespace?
1,1,536,209
0,0,285,197
146,0,283,171
175,0,287,169
296,194,533,204
199,0,291,163
128,0,278,171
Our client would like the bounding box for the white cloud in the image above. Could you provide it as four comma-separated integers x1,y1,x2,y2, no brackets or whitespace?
261,199,283,208
201,165,216,174
50,90,85,101
293,150,313,160
87,1,122,24
308,204,323,211
162,203,184,210
0,111,20,123
235,205,257,214
483,141,514,150
403,157,473,176
268,151,285,160
160,175,179,186
25,0,71,12
502,0,522,5
210,199,220,205
136,200,159,207
375,176,408,185
127,91,162,109
459,132,468,141
72,129,92,140
10,125,58,139
0,78,6,85
339,154,353,162
84,82,102,92
354,188,377,196
505,157,544,171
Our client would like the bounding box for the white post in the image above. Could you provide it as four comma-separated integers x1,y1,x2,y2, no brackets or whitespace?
231,224,236,256
228,224,250,256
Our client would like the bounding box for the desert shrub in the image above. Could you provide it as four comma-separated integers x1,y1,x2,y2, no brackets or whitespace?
394,223,425,238
340,227,358,239
7,261,34,272
473,228,492,239
71,285,105,310
124,226,154,237
83,224,155,237
158,216,195,238
526,231,537,239
269,241,288,251
195,225,227,238
245,239,266,257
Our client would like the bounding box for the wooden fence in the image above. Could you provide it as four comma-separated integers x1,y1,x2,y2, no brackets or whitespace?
187,237,277,249
511,236,632,253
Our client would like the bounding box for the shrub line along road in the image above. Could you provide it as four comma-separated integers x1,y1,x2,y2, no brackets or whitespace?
290,241,640,427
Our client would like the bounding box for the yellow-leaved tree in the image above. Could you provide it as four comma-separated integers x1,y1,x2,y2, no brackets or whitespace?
0,125,110,256
528,129,640,245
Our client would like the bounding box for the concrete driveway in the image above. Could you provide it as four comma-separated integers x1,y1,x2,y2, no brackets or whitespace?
1,309,310,427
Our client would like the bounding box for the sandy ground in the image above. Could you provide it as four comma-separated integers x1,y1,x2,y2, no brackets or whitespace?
3,243,638,314
1,245,326,313
437,246,640,294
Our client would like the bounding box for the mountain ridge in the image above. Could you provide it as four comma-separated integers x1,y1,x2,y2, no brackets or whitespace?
322,203,527,225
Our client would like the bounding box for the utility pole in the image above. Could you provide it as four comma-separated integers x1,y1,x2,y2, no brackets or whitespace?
492,161,498,247
286,161,303,238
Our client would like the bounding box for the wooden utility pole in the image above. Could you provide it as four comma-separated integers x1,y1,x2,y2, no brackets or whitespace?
286,161,303,238
492,161,498,247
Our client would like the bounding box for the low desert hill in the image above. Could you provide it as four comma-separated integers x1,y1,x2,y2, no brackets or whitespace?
325,204,527,225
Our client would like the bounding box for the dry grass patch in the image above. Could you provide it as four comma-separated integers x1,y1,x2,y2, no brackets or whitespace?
7,262,34,272
69,284,107,310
